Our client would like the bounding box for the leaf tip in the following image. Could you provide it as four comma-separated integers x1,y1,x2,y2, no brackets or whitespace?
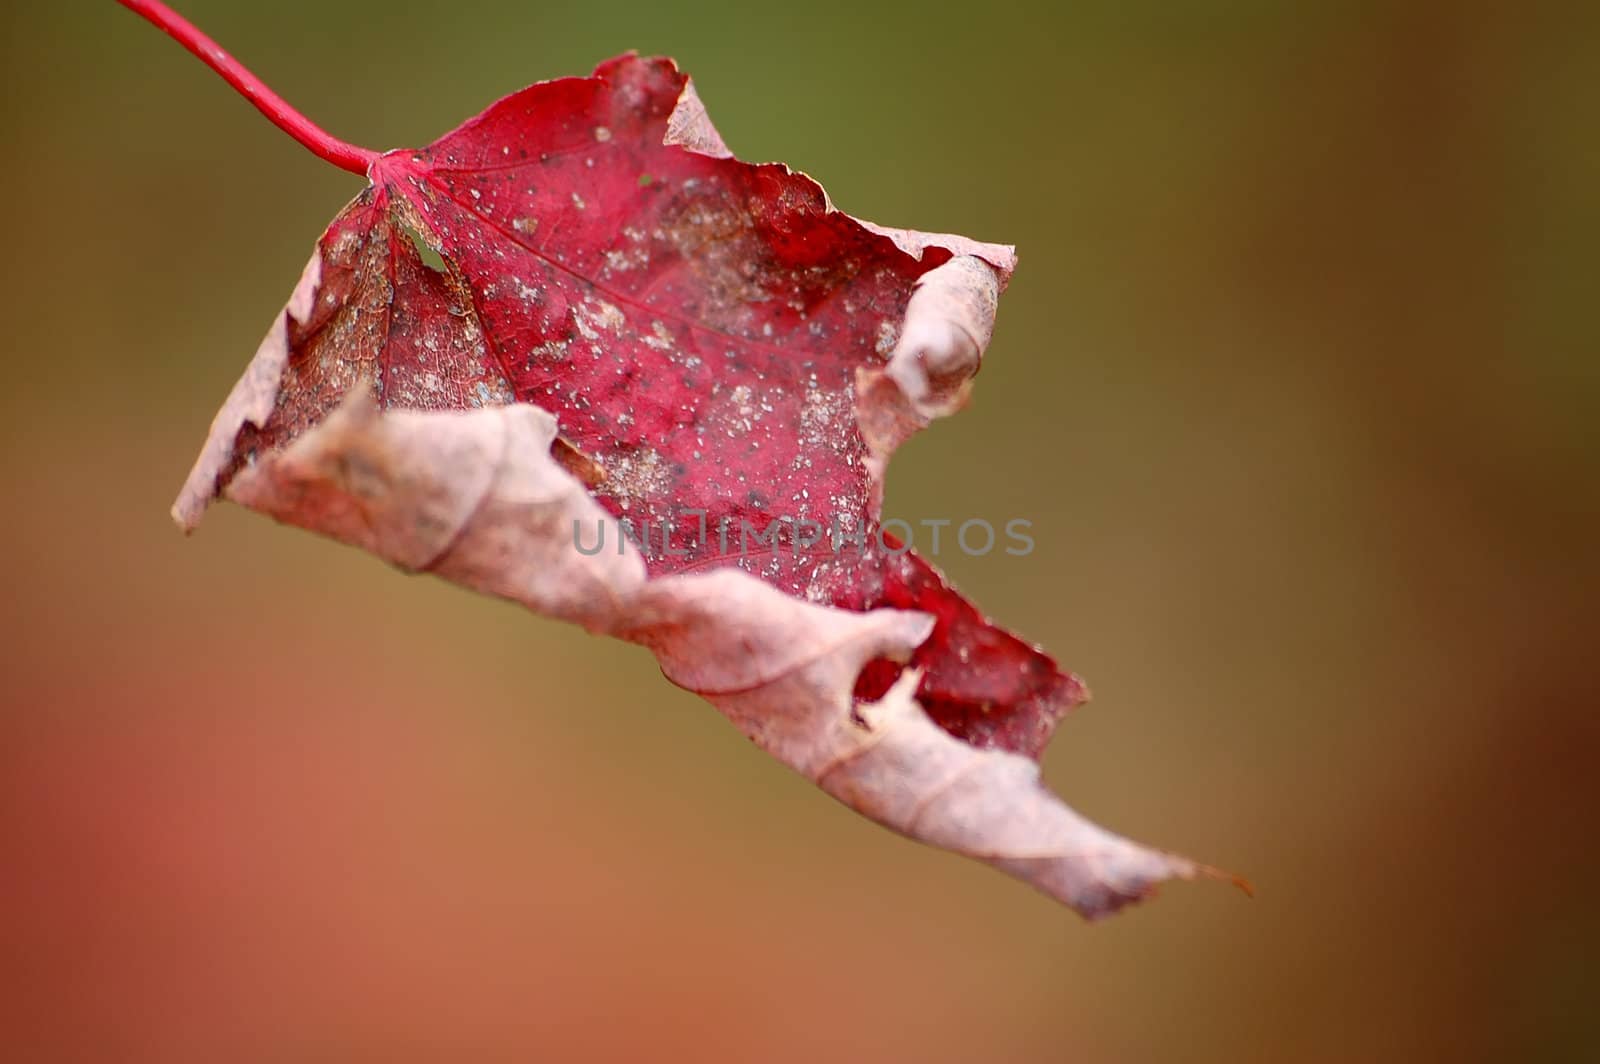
1220,868,1256,899
169,499,200,535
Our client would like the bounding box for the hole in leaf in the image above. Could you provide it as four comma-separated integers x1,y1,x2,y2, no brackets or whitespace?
396,214,448,273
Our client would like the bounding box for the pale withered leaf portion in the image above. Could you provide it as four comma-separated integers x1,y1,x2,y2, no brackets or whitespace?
172,249,321,531
857,255,1003,480
212,385,1216,918
226,396,645,634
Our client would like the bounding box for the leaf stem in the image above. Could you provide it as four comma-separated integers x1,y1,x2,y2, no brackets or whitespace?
117,0,378,177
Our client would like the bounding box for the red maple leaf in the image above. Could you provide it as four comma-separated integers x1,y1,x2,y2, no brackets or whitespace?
128,0,1241,917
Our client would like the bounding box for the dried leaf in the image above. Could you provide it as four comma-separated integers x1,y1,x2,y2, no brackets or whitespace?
162,48,1237,917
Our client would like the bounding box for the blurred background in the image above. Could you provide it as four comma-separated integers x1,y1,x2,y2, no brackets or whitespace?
2,1,1595,1060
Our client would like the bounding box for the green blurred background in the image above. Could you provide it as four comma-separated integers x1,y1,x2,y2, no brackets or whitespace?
2,1,1595,1060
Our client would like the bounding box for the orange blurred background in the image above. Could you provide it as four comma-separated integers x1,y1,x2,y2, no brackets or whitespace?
1,1,1595,1060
